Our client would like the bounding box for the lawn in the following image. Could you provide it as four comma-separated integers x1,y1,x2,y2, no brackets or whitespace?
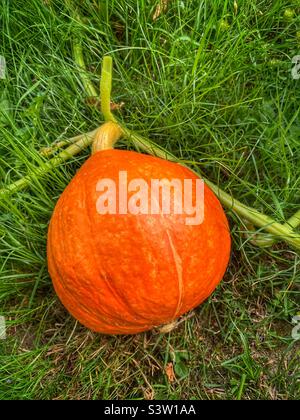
0,0,299,400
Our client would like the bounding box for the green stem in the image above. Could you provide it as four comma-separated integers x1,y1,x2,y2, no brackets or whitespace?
286,209,300,229
246,208,300,248
73,40,97,98
100,56,116,122
0,129,97,199
65,0,97,99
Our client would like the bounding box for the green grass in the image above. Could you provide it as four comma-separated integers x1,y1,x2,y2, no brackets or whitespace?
0,0,300,400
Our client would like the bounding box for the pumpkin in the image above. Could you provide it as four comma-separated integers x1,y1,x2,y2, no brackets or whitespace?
47,124,231,335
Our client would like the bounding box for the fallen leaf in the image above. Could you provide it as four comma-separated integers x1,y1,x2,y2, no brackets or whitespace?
110,101,125,111
153,0,169,21
164,362,176,383
143,387,155,400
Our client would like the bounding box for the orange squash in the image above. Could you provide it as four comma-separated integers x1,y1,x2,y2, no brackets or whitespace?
47,148,231,334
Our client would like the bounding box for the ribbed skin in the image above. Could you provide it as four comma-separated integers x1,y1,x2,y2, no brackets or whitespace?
47,150,231,334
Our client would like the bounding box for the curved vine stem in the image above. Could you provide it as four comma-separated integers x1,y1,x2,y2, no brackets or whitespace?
73,40,97,99
0,43,299,251
0,129,98,199
246,208,300,248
